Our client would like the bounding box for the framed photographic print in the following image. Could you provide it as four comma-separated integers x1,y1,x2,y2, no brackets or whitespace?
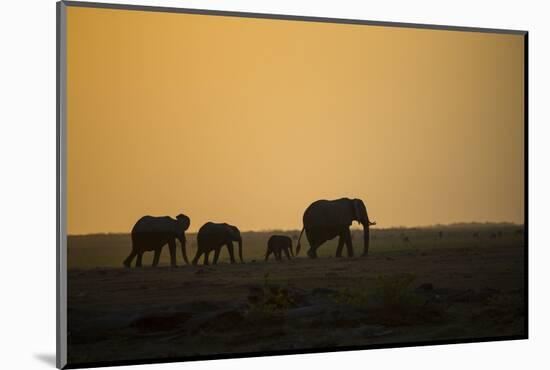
57,1,528,368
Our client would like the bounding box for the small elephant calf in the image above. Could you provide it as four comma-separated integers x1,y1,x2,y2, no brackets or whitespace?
265,235,293,261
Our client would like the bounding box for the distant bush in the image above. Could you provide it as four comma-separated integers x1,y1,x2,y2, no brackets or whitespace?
335,274,428,326
372,273,420,310
337,273,418,309
246,273,296,316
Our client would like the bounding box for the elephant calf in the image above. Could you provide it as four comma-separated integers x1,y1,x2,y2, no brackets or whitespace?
193,222,243,265
265,235,293,261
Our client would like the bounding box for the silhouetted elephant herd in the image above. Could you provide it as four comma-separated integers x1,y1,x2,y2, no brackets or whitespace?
123,197,375,268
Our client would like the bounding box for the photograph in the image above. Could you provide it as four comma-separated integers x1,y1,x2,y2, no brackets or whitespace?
60,2,526,367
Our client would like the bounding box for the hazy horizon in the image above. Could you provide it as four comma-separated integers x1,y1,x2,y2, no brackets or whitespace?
67,220,524,236
67,7,524,235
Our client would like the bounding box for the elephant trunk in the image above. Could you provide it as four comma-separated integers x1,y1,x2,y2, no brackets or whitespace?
362,224,370,256
359,207,375,257
180,239,189,264
238,238,243,262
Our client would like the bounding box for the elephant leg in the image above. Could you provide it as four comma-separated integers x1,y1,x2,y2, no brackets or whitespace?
305,230,323,258
265,250,271,262
307,242,321,258
136,252,143,267
152,248,161,267
203,251,210,265
344,228,354,257
335,235,345,257
213,248,221,265
284,247,291,260
192,250,202,265
123,250,137,268
276,250,282,261
168,240,177,267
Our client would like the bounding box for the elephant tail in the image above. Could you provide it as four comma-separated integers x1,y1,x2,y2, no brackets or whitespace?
296,227,305,255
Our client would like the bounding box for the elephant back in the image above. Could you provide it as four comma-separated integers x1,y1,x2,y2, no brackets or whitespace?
268,235,292,248
197,222,226,245
198,222,218,234
197,222,221,237
303,199,354,228
132,215,174,234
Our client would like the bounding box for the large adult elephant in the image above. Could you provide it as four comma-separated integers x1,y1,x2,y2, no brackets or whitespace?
123,214,190,268
193,222,243,265
296,198,375,258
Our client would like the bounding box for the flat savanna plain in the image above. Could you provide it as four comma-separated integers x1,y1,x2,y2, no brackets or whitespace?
67,224,526,365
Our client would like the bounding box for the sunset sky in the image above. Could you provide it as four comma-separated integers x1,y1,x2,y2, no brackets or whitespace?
66,6,525,234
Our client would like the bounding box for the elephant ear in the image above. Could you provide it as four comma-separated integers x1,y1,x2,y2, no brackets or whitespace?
230,225,241,239
176,214,191,231
352,199,360,218
353,199,366,223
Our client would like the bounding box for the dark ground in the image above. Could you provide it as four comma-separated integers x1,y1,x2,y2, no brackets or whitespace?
67,225,525,365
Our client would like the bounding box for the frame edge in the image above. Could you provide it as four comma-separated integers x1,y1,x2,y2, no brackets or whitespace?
54,2,529,368
57,1,68,368
62,0,527,35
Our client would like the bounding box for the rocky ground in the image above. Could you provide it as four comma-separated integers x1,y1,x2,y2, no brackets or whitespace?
66,240,526,366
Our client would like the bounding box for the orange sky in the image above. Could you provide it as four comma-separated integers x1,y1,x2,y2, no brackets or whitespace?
66,6,525,234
